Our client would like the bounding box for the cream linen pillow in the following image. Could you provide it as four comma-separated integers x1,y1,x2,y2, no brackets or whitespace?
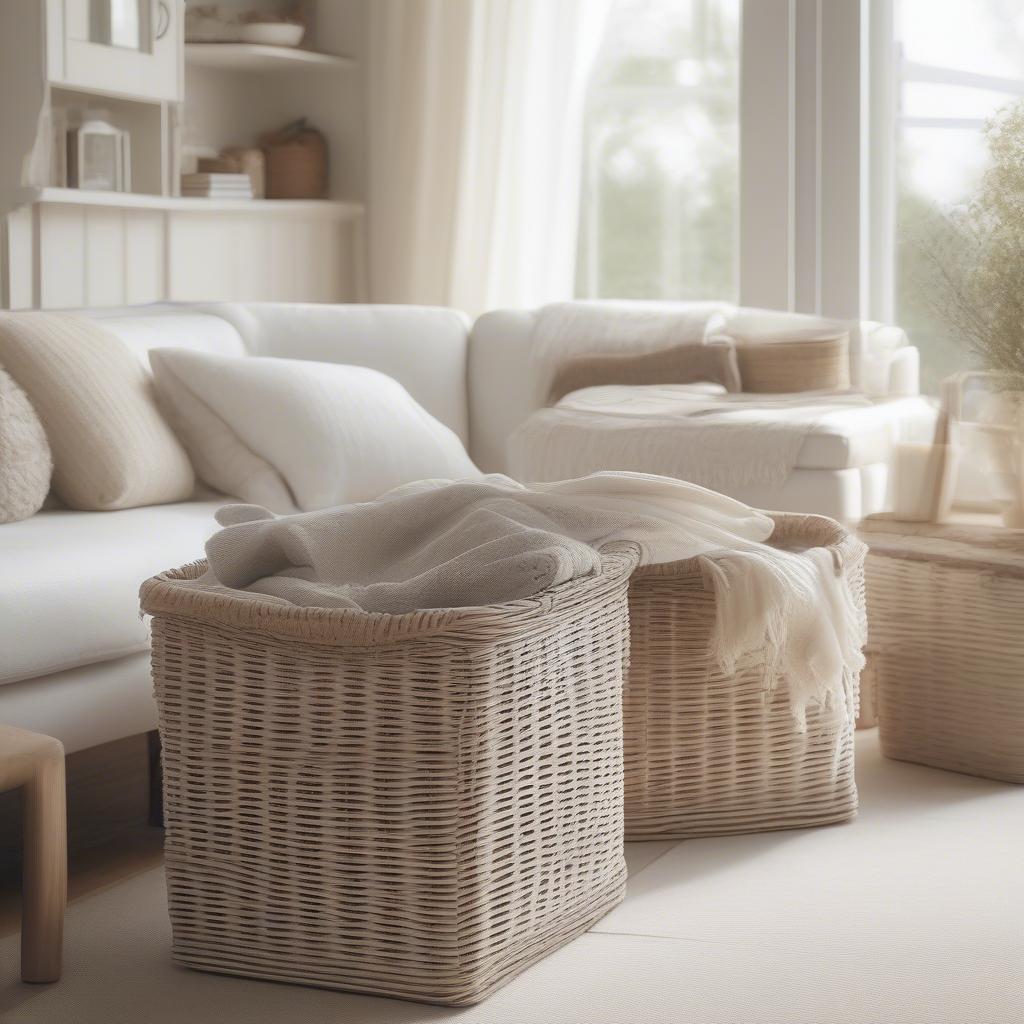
715,313,851,393
0,367,52,523
0,313,194,510
149,348,480,514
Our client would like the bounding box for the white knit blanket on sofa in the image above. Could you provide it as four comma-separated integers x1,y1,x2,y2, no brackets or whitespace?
509,385,872,490
194,472,866,719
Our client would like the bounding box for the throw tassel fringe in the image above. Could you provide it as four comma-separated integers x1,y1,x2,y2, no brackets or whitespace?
702,542,867,729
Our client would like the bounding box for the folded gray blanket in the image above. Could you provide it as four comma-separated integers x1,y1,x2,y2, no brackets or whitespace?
202,472,773,612
193,472,866,721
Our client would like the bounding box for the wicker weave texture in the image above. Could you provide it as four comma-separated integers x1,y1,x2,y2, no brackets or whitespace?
866,547,1024,784
141,546,638,1006
623,513,863,840
735,335,850,393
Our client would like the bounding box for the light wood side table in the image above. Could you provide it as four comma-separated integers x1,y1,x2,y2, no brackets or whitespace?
0,725,66,983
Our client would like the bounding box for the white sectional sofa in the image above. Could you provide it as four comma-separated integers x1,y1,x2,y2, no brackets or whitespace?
470,306,934,522
0,300,934,757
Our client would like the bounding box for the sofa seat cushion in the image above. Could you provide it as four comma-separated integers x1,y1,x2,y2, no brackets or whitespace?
793,396,937,470
512,389,937,486
0,500,221,686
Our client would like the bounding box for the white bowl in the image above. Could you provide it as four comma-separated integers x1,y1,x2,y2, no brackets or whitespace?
239,22,305,47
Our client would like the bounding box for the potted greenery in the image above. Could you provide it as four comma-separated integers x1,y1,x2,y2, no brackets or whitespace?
928,101,1024,526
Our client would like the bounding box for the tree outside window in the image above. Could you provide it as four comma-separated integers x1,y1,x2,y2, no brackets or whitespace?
576,0,740,302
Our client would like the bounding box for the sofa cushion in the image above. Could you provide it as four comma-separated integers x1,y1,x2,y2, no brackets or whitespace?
89,312,249,365
0,367,51,523
149,348,480,514
793,396,937,470
509,390,937,502
0,313,195,510
203,303,472,442
0,500,221,686
546,341,741,404
715,310,851,392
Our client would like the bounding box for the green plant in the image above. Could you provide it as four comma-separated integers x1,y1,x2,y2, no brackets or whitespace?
926,101,1024,390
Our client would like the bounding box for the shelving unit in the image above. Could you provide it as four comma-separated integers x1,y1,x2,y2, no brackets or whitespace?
184,43,356,72
36,186,363,216
1,0,368,311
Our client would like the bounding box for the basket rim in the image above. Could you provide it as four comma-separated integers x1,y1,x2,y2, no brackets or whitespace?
140,542,640,648
861,515,1024,578
632,510,862,580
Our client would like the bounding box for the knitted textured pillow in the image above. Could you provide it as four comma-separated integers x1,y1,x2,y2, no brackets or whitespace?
715,312,851,393
0,313,194,510
0,367,52,523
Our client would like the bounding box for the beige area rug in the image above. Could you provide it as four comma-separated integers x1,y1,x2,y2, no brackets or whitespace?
1,732,1022,1024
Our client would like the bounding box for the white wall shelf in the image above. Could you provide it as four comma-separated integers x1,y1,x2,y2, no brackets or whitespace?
36,187,364,217
184,43,355,72
5,188,367,309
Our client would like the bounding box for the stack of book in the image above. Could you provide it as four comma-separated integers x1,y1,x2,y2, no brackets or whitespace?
180,172,253,199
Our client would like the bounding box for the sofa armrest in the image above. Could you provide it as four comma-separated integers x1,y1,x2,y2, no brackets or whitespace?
858,321,919,396
884,346,920,396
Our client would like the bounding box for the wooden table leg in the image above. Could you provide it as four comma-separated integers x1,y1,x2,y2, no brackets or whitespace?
20,737,66,984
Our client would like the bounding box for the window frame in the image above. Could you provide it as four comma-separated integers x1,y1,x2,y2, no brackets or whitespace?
869,0,1024,326
580,0,1024,358
738,0,863,319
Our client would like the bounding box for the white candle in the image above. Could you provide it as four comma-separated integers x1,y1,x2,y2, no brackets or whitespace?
890,442,958,522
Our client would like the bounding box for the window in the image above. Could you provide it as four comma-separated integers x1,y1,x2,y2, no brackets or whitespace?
576,0,740,302
891,0,1024,392
576,0,1024,393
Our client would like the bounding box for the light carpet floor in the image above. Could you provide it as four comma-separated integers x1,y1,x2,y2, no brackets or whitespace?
1,731,1021,1024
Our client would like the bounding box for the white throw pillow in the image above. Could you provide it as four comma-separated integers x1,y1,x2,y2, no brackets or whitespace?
149,349,480,513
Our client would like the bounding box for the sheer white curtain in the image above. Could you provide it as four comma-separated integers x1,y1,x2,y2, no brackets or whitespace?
367,0,612,317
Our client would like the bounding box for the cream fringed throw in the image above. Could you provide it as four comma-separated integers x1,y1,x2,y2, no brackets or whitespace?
194,472,866,719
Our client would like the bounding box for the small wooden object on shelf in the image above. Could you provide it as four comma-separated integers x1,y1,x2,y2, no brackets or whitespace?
0,725,67,983
261,118,328,200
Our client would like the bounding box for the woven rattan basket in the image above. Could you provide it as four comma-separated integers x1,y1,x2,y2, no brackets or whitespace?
261,120,327,199
140,545,638,1006
862,517,1024,783
623,513,864,839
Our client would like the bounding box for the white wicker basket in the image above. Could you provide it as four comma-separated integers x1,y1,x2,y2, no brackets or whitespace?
624,513,865,839
862,516,1024,783
140,545,638,1006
